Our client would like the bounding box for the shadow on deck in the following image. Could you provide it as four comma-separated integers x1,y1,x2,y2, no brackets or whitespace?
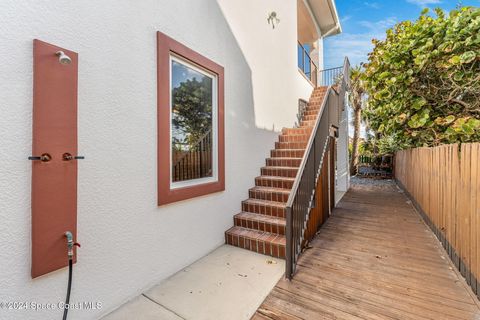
253,178,480,320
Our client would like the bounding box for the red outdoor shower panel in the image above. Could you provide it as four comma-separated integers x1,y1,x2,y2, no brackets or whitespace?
31,39,79,278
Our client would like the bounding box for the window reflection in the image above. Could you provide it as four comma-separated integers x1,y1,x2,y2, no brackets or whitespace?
171,59,214,183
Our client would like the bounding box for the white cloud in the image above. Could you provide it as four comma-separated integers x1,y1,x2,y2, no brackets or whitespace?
341,15,352,23
358,17,397,31
324,32,379,68
406,0,441,7
324,18,397,69
364,2,381,9
323,17,397,68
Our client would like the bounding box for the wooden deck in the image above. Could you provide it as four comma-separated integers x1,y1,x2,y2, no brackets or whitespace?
253,179,480,320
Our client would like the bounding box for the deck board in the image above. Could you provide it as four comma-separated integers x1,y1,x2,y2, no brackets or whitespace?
253,180,480,320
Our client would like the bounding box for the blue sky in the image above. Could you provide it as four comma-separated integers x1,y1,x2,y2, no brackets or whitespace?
324,0,479,69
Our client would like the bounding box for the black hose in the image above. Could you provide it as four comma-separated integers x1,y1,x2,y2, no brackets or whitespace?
62,259,73,320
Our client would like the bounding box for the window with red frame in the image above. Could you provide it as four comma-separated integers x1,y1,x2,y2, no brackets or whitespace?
157,32,225,205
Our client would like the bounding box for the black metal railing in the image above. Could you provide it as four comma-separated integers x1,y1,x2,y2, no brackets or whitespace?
319,66,343,87
172,129,212,182
285,57,350,279
297,42,318,86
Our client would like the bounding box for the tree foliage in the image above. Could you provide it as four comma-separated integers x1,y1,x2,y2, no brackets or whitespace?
362,7,480,149
349,67,365,112
349,66,366,175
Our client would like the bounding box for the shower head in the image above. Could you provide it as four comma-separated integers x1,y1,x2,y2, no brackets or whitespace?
55,51,72,65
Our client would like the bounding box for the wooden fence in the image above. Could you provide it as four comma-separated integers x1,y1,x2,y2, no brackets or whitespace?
395,143,480,297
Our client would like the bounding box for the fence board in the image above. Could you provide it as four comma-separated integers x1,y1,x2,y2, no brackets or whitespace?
396,143,479,296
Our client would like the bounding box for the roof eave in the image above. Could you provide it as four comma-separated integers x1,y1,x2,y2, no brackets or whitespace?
307,0,342,38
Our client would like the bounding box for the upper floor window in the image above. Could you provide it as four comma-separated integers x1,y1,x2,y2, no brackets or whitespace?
157,32,225,205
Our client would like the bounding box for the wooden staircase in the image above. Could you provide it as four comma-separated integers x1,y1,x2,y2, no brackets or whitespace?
225,86,328,258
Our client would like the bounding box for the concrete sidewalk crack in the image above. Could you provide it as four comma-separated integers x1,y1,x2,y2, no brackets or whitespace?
141,294,187,319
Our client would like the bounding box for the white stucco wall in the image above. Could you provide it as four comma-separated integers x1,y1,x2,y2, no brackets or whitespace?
0,1,298,319
217,0,316,131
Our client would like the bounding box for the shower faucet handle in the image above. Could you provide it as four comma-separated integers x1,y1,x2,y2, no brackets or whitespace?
63,153,85,161
28,153,52,162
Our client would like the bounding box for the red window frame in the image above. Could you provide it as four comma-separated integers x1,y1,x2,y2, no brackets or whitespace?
157,31,225,205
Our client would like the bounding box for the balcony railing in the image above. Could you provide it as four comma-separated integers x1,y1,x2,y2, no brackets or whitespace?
285,57,350,279
297,42,318,86
319,66,343,87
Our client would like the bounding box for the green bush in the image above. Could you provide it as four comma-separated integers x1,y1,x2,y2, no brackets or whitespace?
362,7,480,148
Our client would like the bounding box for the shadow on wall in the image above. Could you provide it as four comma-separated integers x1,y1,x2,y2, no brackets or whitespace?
216,0,302,132
200,0,280,210
91,0,281,319
217,0,269,133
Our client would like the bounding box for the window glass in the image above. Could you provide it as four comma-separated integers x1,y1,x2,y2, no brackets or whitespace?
170,57,216,185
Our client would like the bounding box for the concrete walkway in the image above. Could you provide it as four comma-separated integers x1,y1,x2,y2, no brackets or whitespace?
102,245,284,320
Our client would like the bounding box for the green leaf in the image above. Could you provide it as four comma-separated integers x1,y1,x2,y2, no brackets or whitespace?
467,118,480,129
452,118,467,132
460,51,476,63
414,55,426,66
465,36,473,46
439,42,454,53
445,127,456,135
462,124,474,134
408,112,429,128
444,115,456,124
412,97,427,110
378,71,391,80
454,118,466,126
453,72,464,81
448,55,461,64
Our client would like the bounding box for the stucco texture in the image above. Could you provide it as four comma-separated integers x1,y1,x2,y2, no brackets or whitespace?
0,0,314,319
